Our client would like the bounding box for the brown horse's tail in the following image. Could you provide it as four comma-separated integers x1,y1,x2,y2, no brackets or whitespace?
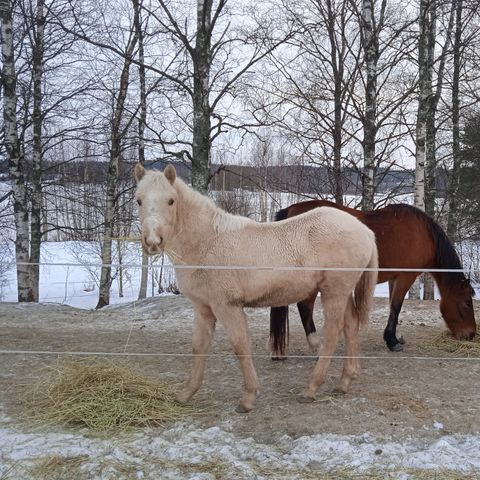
268,206,292,358
354,235,378,326
269,307,289,358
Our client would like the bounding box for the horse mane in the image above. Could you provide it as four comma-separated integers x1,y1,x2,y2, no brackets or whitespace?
174,178,252,233
274,207,290,222
388,204,469,290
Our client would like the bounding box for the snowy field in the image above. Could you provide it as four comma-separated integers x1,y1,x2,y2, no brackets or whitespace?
0,241,179,309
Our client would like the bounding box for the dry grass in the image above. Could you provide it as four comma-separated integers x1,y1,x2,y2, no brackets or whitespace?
24,357,199,433
422,329,480,356
29,455,90,480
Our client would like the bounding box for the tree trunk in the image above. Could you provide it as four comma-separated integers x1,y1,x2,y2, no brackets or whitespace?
117,239,124,298
30,0,46,302
423,5,435,301
421,0,455,300
414,0,431,214
447,0,463,242
191,0,213,194
96,35,138,309
411,0,431,300
360,0,380,211
0,0,33,302
326,0,344,205
424,0,437,220
133,0,149,300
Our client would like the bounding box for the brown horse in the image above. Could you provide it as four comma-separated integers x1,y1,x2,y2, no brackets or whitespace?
269,200,476,356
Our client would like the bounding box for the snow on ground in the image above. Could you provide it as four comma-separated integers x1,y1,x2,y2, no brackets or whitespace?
0,241,178,309
1,410,480,479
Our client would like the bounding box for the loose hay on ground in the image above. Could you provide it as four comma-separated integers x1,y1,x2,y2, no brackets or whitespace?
24,357,199,432
422,329,480,356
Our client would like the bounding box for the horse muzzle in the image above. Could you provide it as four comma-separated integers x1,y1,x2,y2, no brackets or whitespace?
454,331,476,341
142,234,164,255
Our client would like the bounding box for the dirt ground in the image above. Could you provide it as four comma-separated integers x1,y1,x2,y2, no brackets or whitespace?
0,296,479,443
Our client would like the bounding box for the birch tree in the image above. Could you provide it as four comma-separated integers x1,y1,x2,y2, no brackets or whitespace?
0,0,32,301
29,0,45,301
414,0,431,213
360,0,381,211
133,0,149,300
151,0,293,193
96,30,138,309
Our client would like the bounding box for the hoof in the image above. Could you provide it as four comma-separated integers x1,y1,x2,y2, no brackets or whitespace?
235,403,252,414
388,342,404,352
307,332,321,349
332,386,347,396
175,390,191,404
271,355,287,362
297,394,315,404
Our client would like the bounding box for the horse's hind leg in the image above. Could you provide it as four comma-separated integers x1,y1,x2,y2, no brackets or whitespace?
176,304,216,405
298,293,320,351
214,305,259,413
333,296,360,395
298,294,347,403
384,274,417,351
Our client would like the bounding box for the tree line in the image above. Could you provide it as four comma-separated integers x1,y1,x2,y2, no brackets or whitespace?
1,0,480,307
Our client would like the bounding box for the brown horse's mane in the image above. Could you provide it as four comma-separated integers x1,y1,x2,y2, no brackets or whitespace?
276,202,473,295
387,204,473,294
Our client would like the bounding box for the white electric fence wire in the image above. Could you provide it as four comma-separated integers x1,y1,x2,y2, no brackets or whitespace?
1,261,479,273
0,350,479,361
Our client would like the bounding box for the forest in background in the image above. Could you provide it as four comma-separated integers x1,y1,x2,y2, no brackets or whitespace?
1,0,480,307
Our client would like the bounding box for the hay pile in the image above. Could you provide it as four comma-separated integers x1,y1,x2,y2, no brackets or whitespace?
26,357,197,432
423,329,480,356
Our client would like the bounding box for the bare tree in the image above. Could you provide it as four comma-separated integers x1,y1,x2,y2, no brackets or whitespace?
414,0,432,213
1,0,32,301
133,0,149,300
29,0,45,301
96,32,138,309
359,0,381,210
150,0,294,192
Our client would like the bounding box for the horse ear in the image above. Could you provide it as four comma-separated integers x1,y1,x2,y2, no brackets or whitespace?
164,164,176,185
134,163,145,183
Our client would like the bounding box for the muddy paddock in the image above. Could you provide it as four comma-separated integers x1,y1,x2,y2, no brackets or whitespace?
1,296,479,441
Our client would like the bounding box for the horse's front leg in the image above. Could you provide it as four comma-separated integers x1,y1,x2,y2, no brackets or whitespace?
214,305,259,413
176,304,216,404
384,274,416,351
298,294,346,403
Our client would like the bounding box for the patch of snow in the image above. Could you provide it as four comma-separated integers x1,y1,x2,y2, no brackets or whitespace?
1,423,480,479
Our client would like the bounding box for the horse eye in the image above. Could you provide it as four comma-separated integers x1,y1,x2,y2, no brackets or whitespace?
168,198,174,206
137,198,142,206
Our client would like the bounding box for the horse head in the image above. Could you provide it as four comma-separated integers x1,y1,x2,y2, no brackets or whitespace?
440,277,476,341
134,163,178,255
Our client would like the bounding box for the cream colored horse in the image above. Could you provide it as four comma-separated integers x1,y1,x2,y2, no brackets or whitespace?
134,164,378,413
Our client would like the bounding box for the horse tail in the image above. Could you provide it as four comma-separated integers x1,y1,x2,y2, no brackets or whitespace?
354,234,378,326
269,307,289,358
267,205,292,358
